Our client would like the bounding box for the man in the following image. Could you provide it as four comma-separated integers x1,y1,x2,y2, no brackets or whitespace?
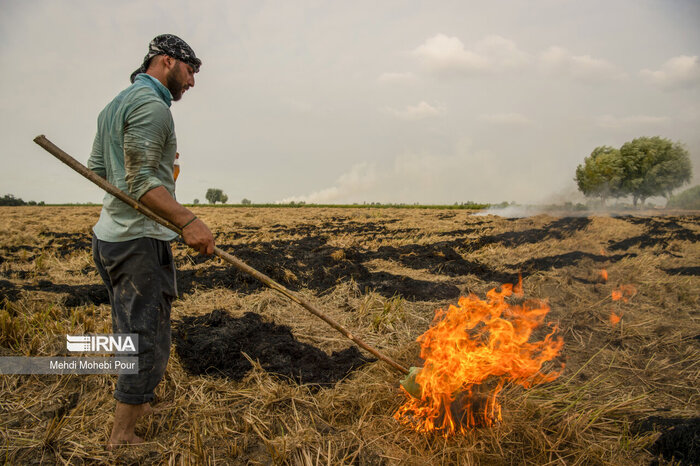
88,34,215,447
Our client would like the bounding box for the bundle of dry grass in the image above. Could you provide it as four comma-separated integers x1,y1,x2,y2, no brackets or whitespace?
1,206,698,464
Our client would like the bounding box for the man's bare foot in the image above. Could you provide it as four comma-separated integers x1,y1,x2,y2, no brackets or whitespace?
107,433,144,449
107,401,151,449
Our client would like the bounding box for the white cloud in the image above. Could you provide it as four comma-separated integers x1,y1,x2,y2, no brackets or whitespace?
475,35,530,69
384,101,444,120
539,46,626,82
478,112,533,125
640,55,700,90
595,114,670,129
412,34,529,74
377,72,417,84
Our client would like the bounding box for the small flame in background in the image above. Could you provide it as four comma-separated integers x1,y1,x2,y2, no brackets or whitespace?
609,312,621,326
612,284,637,303
609,283,636,327
394,278,564,436
600,269,609,282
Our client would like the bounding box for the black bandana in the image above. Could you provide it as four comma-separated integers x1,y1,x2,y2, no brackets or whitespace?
130,34,202,83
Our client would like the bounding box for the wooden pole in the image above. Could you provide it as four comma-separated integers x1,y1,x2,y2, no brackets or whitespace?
33,135,409,375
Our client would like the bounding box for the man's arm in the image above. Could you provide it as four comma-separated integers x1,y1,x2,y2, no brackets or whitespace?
140,186,214,255
123,101,214,255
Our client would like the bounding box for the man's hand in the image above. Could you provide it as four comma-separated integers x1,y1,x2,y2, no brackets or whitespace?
140,186,215,255
181,218,215,255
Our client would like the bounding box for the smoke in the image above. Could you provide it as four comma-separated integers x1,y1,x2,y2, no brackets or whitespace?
536,184,587,206
476,185,590,218
279,162,377,204
474,204,536,218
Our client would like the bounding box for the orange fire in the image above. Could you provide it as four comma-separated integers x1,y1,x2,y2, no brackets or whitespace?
599,269,608,282
394,279,564,436
610,312,621,326
612,284,637,303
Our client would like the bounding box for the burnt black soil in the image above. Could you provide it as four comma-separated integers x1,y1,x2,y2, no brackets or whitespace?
173,310,374,385
7,215,678,306
621,215,700,228
0,279,20,302
610,217,700,251
39,232,91,256
361,271,460,300
467,217,592,251
177,261,461,301
176,217,634,300
662,266,700,276
177,266,264,295
633,416,699,465
179,237,461,301
0,232,92,259
22,280,109,307
0,277,108,306
369,243,482,276
0,245,36,261
507,251,635,275
0,245,35,253
267,220,417,239
437,227,490,237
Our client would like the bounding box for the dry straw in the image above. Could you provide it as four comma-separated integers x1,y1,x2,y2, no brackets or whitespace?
1,206,698,464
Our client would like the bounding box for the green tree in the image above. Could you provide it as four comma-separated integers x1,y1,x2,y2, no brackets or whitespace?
241,198,252,205
205,188,228,204
574,146,624,206
619,137,692,206
193,198,200,205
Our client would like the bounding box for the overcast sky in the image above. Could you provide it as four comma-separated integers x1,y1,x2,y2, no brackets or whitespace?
1,0,698,204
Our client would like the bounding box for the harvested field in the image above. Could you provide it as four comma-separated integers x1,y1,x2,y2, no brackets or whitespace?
1,206,699,464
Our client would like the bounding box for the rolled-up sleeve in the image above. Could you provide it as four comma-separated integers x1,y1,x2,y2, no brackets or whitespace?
123,101,171,200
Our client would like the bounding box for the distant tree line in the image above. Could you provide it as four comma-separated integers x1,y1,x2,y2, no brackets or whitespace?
575,136,692,207
0,194,44,206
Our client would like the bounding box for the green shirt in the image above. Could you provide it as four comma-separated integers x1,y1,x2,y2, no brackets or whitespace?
88,74,178,242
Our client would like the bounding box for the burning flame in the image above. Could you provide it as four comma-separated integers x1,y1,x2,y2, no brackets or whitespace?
610,312,621,326
394,279,564,436
611,284,636,303
599,269,608,282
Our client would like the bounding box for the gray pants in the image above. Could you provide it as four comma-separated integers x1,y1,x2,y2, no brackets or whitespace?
92,234,176,404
